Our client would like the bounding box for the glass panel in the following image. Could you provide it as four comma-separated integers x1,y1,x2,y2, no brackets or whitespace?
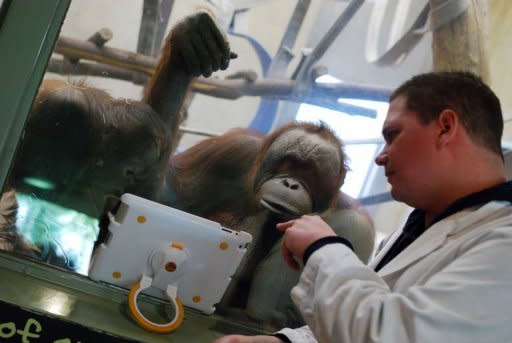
2,0,506,340
296,96,389,198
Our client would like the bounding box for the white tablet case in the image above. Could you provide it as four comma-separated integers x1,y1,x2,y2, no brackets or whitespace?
89,193,252,314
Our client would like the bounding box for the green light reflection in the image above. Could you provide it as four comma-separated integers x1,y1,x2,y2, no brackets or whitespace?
22,177,56,190
16,192,99,275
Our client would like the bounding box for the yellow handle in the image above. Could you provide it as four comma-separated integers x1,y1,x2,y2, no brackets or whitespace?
128,281,184,334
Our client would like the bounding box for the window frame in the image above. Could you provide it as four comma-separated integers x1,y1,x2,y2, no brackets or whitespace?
0,0,71,189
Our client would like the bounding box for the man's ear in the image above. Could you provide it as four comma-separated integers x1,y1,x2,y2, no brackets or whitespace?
437,109,459,145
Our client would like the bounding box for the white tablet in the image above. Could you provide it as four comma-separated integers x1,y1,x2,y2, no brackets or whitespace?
88,193,252,315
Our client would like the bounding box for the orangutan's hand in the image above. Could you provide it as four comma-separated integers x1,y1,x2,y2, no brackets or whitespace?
276,215,336,270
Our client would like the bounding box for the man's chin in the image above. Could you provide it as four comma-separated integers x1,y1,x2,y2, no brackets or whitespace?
389,188,402,202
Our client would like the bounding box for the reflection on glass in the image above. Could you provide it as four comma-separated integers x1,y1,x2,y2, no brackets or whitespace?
0,0,507,340
35,290,77,317
17,192,98,275
0,0,392,336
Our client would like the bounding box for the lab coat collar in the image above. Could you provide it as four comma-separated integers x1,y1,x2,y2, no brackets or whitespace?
369,180,512,274
371,200,512,276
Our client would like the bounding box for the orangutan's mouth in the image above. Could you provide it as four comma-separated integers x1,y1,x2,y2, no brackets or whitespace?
260,199,300,219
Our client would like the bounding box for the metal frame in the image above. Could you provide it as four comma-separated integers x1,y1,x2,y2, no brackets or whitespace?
137,0,175,57
0,0,71,190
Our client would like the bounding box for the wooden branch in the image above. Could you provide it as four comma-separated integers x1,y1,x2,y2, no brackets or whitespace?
55,35,157,75
47,58,149,84
191,78,293,99
51,34,392,114
65,29,114,64
431,0,490,82
47,56,391,104
193,77,391,102
88,28,113,47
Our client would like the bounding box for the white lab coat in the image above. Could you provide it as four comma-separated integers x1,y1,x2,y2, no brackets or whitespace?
277,200,512,342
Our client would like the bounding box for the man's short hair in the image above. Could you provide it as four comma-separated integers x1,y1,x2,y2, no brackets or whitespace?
390,71,503,156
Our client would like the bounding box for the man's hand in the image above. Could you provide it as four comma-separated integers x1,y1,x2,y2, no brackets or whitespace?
276,215,337,270
168,11,236,77
212,334,282,343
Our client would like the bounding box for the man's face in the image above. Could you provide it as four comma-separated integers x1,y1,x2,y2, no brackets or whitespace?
374,96,441,209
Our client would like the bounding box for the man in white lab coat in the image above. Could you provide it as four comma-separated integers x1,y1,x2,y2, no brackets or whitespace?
214,71,512,342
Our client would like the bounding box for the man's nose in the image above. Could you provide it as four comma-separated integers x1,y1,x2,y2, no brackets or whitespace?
375,150,388,166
